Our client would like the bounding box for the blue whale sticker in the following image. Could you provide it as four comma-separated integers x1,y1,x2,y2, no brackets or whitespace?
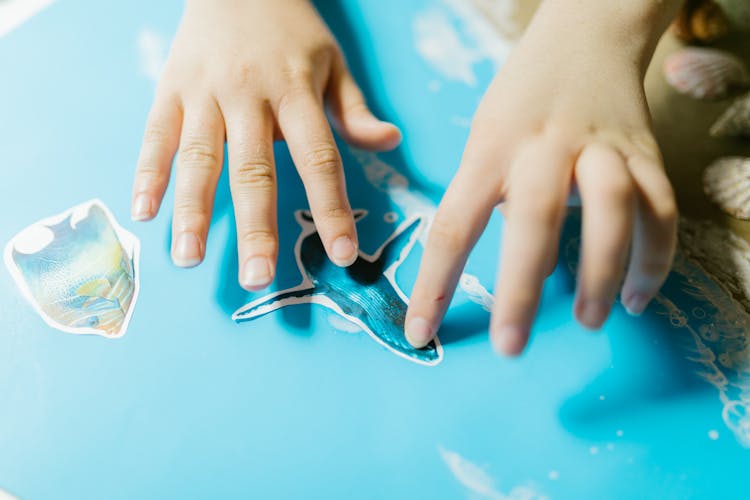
233,210,443,366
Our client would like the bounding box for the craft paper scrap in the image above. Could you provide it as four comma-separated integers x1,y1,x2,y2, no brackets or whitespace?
234,210,443,366
4,199,140,338
0,0,55,38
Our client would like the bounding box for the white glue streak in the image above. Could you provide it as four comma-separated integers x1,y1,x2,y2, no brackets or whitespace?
351,149,495,312
438,446,547,500
137,28,167,83
327,313,362,334
0,489,18,500
653,218,750,447
0,0,55,38
413,0,519,86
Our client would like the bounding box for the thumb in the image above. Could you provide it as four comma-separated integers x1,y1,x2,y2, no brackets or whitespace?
326,57,402,152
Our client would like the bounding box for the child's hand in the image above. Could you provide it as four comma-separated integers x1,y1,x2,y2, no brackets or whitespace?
131,0,400,289
406,1,682,355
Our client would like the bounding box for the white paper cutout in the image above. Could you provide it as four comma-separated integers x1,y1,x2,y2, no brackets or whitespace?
4,199,140,338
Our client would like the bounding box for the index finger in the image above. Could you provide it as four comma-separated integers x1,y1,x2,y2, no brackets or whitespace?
405,166,496,348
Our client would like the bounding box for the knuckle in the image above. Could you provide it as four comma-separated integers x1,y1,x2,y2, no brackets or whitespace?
240,229,277,248
319,206,352,222
135,164,168,187
229,61,257,87
179,141,220,171
302,145,341,177
638,254,672,279
651,188,678,226
281,60,314,86
142,122,171,146
173,199,208,217
234,159,275,190
428,218,469,252
602,175,635,204
511,195,563,227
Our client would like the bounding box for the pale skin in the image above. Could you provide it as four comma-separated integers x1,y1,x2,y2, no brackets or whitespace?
133,0,682,356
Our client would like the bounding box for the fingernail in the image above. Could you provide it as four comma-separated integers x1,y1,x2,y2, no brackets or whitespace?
491,326,526,356
405,317,433,347
331,236,357,266
577,300,610,330
131,194,152,221
623,293,650,316
241,256,272,290
172,232,202,268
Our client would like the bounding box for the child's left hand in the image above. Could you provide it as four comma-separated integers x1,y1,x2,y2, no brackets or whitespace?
405,0,681,355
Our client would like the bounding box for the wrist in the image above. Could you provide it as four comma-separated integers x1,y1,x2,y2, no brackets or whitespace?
525,0,684,74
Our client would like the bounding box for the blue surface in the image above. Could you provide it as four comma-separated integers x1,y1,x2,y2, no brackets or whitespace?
1,1,749,498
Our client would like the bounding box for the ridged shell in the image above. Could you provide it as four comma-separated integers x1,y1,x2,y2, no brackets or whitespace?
672,0,732,42
703,157,750,219
664,47,750,100
710,91,750,138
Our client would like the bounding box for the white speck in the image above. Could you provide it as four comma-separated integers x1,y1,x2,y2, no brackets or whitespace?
137,28,167,83
427,80,442,92
599,395,606,401
616,430,624,438
708,429,720,440
589,446,599,455
450,115,472,128
606,443,614,451
548,470,559,480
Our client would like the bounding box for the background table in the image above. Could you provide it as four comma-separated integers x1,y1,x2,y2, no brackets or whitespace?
2,1,750,498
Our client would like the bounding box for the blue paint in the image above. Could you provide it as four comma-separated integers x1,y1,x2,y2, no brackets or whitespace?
234,210,441,365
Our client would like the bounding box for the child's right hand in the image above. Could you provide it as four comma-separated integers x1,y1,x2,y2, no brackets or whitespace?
131,0,401,290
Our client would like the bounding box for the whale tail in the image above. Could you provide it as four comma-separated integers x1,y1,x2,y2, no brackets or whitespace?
232,285,317,322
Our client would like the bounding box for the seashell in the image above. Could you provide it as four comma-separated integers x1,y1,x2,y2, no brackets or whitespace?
664,47,750,100
702,157,750,219
3,200,140,337
672,0,732,42
710,91,750,137
716,0,750,31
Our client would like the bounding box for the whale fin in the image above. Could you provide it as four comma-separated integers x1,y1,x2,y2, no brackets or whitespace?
378,217,423,265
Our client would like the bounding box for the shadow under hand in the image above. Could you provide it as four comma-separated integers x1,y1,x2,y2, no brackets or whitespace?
439,302,490,346
557,210,713,440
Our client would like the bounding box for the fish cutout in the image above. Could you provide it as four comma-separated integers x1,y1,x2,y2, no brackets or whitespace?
233,210,443,366
3,199,140,337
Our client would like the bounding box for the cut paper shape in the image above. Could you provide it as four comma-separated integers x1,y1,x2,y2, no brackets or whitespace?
233,210,443,366
438,445,546,500
137,27,167,83
412,0,523,86
0,0,55,38
3,200,140,338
